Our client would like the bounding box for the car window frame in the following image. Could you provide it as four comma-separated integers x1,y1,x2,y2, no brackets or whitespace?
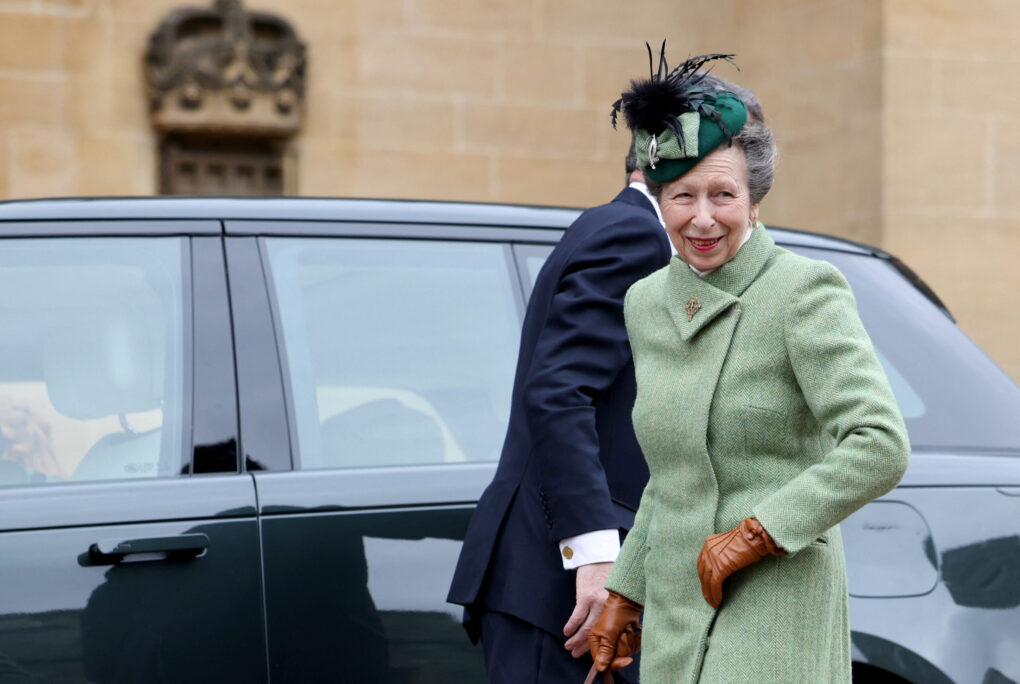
511,243,556,301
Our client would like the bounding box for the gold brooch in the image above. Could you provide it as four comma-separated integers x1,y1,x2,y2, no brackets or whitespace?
685,295,701,321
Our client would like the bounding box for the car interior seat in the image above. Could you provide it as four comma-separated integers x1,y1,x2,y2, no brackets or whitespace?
43,312,165,481
318,397,445,468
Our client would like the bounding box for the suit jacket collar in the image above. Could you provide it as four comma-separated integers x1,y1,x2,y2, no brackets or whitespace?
613,186,658,216
665,226,775,340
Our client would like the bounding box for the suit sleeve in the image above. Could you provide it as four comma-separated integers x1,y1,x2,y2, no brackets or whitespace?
523,211,665,543
753,261,910,553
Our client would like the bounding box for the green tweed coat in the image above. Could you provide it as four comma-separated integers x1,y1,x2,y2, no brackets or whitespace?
605,226,910,683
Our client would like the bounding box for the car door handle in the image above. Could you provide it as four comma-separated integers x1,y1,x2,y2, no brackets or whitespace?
87,533,209,565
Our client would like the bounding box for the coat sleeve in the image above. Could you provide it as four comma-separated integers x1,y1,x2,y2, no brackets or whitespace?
604,476,654,605
523,210,666,543
753,260,910,554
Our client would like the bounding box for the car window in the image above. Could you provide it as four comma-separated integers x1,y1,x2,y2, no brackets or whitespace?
790,247,1020,451
0,238,188,486
264,237,521,470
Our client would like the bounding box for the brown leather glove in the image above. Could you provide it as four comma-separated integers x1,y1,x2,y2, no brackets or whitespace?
697,517,785,608
588,590,642,672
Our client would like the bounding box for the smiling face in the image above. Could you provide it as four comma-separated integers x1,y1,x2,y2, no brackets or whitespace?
659,144,759,272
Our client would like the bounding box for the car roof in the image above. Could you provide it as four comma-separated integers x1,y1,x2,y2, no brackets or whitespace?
0,196,874,255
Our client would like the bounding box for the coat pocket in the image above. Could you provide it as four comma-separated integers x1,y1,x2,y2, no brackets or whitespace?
743,405,793,458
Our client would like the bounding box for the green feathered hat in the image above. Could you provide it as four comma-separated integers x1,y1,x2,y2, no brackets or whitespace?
612,46,748,184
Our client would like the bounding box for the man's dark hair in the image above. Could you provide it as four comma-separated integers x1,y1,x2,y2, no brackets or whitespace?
625,135,639,175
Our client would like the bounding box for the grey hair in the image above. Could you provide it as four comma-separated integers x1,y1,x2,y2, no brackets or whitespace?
734,120,776,205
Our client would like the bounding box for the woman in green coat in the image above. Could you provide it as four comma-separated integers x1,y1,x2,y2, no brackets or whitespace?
587,53,910,683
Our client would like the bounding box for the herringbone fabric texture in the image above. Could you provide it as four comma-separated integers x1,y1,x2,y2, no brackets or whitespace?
605,226,909,683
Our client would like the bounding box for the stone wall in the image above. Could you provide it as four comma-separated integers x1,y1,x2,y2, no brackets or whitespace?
881,0,1020,381
0,0,1016,382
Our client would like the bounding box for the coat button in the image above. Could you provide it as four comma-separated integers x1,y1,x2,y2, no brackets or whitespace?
563,546,574,560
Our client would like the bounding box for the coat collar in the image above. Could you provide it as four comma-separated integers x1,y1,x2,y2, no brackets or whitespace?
665,226,775,340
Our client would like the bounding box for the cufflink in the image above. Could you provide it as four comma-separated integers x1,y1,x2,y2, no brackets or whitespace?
563,546,574,560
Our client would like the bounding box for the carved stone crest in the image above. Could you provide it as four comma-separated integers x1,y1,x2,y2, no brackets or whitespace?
145,0,306,136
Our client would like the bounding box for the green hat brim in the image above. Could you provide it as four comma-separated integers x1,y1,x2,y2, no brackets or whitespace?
643,94,748,184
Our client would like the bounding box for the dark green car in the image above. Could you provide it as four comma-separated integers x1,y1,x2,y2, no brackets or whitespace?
0,198,1017,683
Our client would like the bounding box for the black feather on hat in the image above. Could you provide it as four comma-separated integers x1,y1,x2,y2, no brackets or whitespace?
612,44,738,139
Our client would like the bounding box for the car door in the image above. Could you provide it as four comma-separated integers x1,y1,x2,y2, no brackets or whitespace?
0,228,268,683
224,220,542,682
786,246,1020,682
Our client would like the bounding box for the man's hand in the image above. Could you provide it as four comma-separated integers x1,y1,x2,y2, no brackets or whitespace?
563,561,612,657
0,396,61,478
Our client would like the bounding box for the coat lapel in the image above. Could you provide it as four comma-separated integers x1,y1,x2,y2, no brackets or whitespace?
664,226,775,341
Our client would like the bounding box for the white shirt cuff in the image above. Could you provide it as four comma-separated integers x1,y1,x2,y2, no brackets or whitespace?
558,529,621,570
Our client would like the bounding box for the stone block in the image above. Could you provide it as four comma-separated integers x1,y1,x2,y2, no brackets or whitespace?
277,0,358,35
503,41,578,104
0,13,62,70
406,0,530,34
74,132,155,195
463,103,603,158
0,77,65,126
765,122,882,245
300,143,491,201
108,20,150,92
884,54,936,113
306,36,361,91
794,1,878,65
111,82,149,132
496,155,621,208
0,145,9,200
540,0,733,42
883,114,987,213
884,0,1019,59
332,94,457,150
733,0,819,13
64,77,112,131
581,44,660,109
351,0,405,31
358,34,497,98
939,58,1020,117
107,0,180,26
39,0,98,14
992,122,1020,216
768,61,881,141
61,15,108,77
8,127,76,199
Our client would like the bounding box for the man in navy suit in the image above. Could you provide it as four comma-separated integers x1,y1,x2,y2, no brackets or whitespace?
448,74,763,683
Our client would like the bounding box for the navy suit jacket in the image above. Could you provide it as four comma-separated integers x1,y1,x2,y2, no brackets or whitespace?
447,187,671,639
